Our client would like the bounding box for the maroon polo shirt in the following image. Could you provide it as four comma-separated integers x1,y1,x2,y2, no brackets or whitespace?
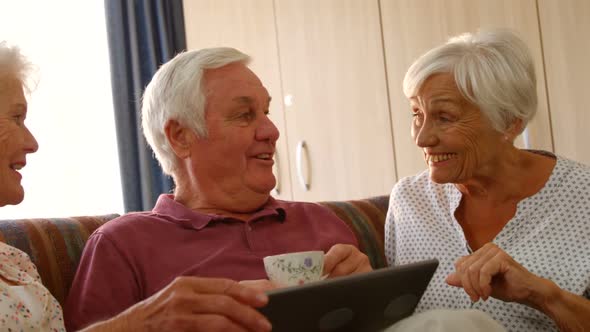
64,194,357,330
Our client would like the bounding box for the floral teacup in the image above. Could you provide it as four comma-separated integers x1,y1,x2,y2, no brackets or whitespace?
263,251,324,286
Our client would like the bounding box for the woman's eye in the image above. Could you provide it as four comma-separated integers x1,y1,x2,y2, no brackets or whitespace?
13,115,25,125
439,114,454,122
411,111,424,126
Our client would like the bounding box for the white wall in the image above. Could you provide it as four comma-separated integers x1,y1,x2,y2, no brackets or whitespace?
0,0,124,218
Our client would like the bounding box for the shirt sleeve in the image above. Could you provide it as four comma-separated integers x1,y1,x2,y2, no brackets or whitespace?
64,232,140,331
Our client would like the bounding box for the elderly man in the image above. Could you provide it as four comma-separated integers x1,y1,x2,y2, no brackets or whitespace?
64,47,371,331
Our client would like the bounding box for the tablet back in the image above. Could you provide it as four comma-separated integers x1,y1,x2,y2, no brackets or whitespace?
259,259,438,332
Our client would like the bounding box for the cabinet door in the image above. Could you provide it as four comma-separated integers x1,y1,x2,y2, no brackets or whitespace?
183,0,293,199
274,0,397,201
380,0,553,179
538,0,590,164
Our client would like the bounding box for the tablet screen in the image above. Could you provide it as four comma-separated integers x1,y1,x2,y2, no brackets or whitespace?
258,259,438,332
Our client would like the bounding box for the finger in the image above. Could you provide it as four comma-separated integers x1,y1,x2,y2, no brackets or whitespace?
188,293,272,332
239,280,279,293
323,244,352,275
326,248,371,278
173,313,250,332
454,254,481,302
178,277,269,307
478,250,509,300
467,247,499,300
453,255,470,270
347,253,372,274
445,272,461,287
460,264,479,302
354,258,373,273
447,256,469,286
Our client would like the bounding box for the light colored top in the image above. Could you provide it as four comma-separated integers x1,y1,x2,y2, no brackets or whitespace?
385,152,590,332
0,242,65,331
386,309,506,332
65,194,358,330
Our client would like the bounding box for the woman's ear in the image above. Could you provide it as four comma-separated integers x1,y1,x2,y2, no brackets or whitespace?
165,120,194,159
505,118,524,142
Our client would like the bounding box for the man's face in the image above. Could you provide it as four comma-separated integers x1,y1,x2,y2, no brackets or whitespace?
190,63,279,199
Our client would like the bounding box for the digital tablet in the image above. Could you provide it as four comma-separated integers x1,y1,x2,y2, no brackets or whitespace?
258,259,438,332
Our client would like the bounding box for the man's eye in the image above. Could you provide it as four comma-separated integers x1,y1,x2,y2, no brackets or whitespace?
240,111,255,120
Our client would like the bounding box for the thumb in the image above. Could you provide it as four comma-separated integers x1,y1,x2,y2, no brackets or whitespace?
446,273,462,287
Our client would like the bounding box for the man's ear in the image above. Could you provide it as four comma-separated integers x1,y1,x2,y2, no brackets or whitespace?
165,120,194,159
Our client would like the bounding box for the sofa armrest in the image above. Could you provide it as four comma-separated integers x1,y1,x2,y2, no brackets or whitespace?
319,195,389,269
0,214,119,307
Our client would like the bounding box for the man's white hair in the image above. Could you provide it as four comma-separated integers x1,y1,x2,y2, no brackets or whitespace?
141,47,250,176
403,29,537,134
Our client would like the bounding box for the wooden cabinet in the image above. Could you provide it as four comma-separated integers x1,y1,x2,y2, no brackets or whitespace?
184,0,397,201
183,0,294,200
273,0,396,201
183,0,586,201
538,0,590,165
380,0,554,178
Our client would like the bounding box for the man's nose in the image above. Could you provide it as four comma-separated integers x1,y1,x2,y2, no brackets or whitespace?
256,115,280,143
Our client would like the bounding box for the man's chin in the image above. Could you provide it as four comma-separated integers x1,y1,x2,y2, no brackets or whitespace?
248,177,276,194
252,185,275,196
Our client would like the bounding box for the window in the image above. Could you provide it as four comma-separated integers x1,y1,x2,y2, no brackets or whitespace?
0,1,124,218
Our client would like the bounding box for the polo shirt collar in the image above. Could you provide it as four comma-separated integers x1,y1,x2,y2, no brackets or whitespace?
152,194,286,230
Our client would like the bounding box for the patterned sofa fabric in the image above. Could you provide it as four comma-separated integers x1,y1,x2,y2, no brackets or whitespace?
318,196,388,269
0,215,119,306
0,195,389,307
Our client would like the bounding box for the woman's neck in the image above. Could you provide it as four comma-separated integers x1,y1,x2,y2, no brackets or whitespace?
455,149,556,205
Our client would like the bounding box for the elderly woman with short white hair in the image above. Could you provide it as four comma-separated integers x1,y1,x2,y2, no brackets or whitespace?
386,30,590,331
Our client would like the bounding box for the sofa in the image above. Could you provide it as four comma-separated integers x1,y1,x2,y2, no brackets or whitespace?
0,195,389,308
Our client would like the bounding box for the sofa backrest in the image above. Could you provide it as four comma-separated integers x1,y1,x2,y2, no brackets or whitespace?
0,214,119,306
319,196,388,268
0,195,389,307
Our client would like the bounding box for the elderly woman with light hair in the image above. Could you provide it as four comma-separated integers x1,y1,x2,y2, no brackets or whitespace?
385,30,590,331
0,41,272,332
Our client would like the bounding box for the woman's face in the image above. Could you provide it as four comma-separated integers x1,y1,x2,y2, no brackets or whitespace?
0,75,38,206
409,73,505,184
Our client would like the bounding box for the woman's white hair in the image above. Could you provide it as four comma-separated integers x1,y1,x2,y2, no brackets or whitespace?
403,29,537,134
141,47,250,176
0,41,35,92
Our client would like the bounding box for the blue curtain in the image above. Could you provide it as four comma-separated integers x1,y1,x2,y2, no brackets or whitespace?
104,0,186,212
